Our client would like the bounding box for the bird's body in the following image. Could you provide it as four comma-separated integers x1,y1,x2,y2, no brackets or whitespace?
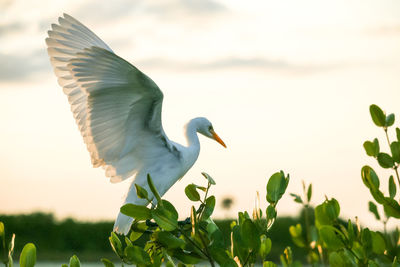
45,14,225,235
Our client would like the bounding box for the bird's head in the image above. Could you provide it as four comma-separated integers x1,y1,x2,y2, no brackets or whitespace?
196,117,226,148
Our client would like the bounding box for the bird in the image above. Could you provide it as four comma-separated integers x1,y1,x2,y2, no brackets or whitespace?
45,14,226,235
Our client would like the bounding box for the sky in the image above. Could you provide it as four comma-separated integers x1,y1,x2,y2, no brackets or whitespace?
1,0,400,230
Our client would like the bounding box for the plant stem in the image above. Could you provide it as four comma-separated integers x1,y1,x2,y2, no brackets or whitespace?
198,230,215,267
383,218,387,235
394,166,400,190
179,230,212,265
384,129,400,189
242,251,252,266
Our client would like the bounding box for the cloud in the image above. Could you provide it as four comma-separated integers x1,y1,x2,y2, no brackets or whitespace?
145,0,227,17
366,24,400,36
0,22,23,36
72,0,228,25
71,0,141,24
137,56,349,75
0,50,49,82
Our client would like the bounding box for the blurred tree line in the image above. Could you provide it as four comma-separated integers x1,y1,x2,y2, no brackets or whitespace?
0,211,310,262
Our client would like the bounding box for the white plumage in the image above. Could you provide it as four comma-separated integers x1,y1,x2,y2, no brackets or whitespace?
46,14,226,235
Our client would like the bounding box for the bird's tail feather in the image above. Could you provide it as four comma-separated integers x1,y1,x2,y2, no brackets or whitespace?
113,180,149,235
113,212,134,235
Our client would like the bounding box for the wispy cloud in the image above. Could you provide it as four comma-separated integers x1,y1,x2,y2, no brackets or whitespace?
137,56,355,75
365,24,400,36
0,50,49,82
0,22,23,36
72,0,228,25
144,0,227,18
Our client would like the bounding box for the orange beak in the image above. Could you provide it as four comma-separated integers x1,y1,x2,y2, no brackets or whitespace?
210,129,227,148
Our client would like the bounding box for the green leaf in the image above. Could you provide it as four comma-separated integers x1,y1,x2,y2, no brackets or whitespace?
241,219,260,250
368,201,380,220
383,197,400,218
201,172,216,185
377,153,394,168
124,245,151,265
220,258,238,267
347,220,355,243
7,234,15,265
369,260,380,267
361,228,372,255
364,139,379,157
19,243,36,267
392,256,399,267
266,171,289,203
289,224,305,248
386,113,395,127
325,198,340,221
0,222,4,240
389,175,397,199
263,261,277,267
120,204,151,221
170,249,202,264
134,184,149,199
315,198,340,227
152,200,178,231
232,225,248,263
155,231,185,249
282,246,293,265
124,236,132,247
266,205,276,221
361,166,386,204
0,222,5,263
197,186,207,192
69,255,80,267
62,264,68,267
130,222,148,242
207,221,225,249
201,196,215,221
341,250,357,266
208,247,230,265
101,258,115,267
390,142,400,163
370,104,386,127
361,166,380,189
371,231,386,254
329,251,344,266
185,184,200,201
147,174,161,204
190,206,197,236
319,226,344,251
307,184,312,202
259,235,272,259
290,193,302,204
109,232,123,257
397,128,400,142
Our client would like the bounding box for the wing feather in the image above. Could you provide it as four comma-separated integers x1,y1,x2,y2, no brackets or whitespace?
46,14,182,182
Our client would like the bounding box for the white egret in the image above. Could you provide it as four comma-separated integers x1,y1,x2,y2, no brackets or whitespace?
45,14,226,235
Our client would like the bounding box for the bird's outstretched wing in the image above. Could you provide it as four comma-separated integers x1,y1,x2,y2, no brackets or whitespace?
46,14,181,182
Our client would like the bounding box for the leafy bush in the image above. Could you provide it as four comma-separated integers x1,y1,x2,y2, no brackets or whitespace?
1,104,399,266
288,104,400,267
105,171,289,267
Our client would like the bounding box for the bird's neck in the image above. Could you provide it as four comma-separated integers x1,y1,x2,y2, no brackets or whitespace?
180,118,202,170
184,118,201,149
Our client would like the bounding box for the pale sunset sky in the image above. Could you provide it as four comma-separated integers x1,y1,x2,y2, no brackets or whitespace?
1,0,400,229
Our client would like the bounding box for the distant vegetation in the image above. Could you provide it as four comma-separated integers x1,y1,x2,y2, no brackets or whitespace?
1,104,400,267
0,213,115,261
0,212,305,262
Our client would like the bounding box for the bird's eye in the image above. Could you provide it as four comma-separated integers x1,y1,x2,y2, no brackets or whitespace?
209,126,213,131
